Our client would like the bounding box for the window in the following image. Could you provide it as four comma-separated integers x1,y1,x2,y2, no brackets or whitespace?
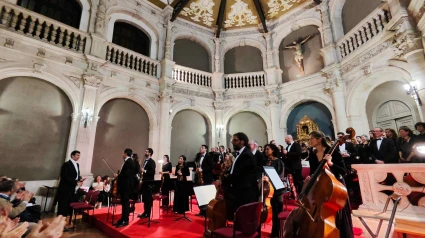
112,22,150,56
18,0,82,29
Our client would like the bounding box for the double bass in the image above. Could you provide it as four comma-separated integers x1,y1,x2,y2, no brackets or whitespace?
282,128,355,238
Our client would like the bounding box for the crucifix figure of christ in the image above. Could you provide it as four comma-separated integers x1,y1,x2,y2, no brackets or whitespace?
283,34,314,75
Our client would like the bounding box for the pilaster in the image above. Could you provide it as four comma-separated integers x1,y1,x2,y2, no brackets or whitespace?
90,33,107,59
214,38,222,72
65,113,80,161
323,68,348,133
319,0,338,66
214,101,225,146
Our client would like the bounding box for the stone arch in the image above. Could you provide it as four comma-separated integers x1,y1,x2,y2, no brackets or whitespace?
223,105,272,130
96,91,158,128
0,67,79,113
272,17,322,50
75,0,91,32
221,39,267,72
171,32,214,71
346,66,413,133
169,102,214,130
328,0,346,42
280,96,336,132
105,10,159,59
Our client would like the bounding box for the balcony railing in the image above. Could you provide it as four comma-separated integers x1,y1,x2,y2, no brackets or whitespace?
106,42,159,78
224,71,266,89
0,1,88,53
172,65,212,87
337,3,391,59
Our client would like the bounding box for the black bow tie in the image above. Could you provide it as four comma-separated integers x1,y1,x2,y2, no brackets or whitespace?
377,138,382,140
236,152,240,156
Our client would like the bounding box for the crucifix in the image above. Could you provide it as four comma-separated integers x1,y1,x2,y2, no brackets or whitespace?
283,34,314,75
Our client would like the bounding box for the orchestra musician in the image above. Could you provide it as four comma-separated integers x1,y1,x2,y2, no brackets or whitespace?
160,155,172,208
195,145,214,217
225,132,259,220
264,144,285,238
113,148,136,228
138,148,156,219
305,131,354,238
173,155,190,214
283,135,302,194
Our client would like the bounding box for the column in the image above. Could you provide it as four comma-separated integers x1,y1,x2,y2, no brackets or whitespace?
90,0,107,58
65,113,80,161
214,102,225,146
157,93,172,162
270,103,283,144
75,74,102,179
264,32,283,84
164,20,173,60
214,38,221,72
263,33,274,68
330,70,348,133
319,0,338,65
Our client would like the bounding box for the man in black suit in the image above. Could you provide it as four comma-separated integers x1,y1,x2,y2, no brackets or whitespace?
370,127,397,164
336,132,358,170
113,148,136,228
225,133,259,218
218,145,226,164
138,148,156,219
249,140,265,180
56,151,82,223
195,144,214,216
283,135,302,193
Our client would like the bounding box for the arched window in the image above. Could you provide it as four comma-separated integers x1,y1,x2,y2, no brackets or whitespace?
18,0,82,29
112,22,150,56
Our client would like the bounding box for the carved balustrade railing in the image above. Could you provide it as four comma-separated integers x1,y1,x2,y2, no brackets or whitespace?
172,64,212,87
0,1,88,53
352,164,425,221
337,3,392,59
106,42,159,78
224,71,266,89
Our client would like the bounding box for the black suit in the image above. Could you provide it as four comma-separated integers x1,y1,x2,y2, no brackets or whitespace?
56,160,80,216
253,150,265,180
370,138,398,164
118,158,136,222
200,153,214,185
285,142,302,193
141,158,156,215
225,147,259,217
338,142,358,170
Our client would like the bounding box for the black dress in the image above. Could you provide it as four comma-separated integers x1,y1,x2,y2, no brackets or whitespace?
308,147,354,238
161,162,173,206
173,164,190,214
269,159,285,238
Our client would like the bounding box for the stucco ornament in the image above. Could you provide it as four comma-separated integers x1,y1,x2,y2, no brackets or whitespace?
224,0,258,28
267,0,300,18
181,0,215,27
392,182,412,196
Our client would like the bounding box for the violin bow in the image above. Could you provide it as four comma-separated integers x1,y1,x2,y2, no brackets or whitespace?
102,158,115,174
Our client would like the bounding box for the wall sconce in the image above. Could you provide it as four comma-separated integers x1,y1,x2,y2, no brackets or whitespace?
81,107,93,128
169,109,173,115
216,124,224,138
404,80,422,106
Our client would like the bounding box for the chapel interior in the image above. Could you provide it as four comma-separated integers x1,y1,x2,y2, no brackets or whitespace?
0,0,425,237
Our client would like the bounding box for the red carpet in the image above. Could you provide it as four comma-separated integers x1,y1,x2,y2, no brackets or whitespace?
89,202,272,238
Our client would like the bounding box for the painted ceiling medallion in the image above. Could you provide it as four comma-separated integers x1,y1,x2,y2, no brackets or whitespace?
267,0,301,18
224,0,258,28
181,0,215,27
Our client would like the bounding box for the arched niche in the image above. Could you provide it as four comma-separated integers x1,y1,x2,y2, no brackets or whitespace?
342,0,381,33
113,21,150,56
287,101,335,140
170,109,210,165
92,99,150,177
224,46,263,74
226,112,267,148
279,25,323,82
366,81,420,130
173,39,211,72
0,76,73,180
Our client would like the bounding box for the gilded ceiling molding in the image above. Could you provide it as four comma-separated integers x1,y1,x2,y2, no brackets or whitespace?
181,0,215,27
224,0,258,28
267,0,301,18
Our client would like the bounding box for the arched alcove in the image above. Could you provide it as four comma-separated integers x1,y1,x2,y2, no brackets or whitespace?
279,25,323,82
92,99,150,176
173,39,211,72
113,21,150,56
342,0,381,33
18,0,82,29
224,46,263,74
226,112,267,147
0,76,73,180
287,101,334,140
170,110,210,165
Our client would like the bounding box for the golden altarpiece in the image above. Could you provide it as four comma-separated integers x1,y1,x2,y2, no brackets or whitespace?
296,115,319,144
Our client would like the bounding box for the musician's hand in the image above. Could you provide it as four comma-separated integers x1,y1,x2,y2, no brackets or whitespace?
341,152,350,158
262,176,269,182
141,169,145,173
22,192,32,202
304,176,311,182
198,168,202,172
177,171,182,175
159,172,162,175
324,154,333,167
113,173,118,178
376,160,384,164
283,150,287,155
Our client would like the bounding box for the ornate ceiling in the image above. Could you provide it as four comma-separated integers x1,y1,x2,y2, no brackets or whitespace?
149,0,310,36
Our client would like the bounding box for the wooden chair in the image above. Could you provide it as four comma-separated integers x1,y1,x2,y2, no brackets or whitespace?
352,193,402,238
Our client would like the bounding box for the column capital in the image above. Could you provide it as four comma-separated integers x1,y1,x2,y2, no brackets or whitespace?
83,74,103,88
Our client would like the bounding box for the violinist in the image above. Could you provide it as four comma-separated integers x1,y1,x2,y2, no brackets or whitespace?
215,153,234,197
138,148,156,219
195,145,214,217
173,155,190,214
160,155,172,208
305,131,353,238
263,144,284,238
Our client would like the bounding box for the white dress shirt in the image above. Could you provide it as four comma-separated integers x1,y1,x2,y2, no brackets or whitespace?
230,146,245,174
377,137,384,151
121,157,130,171
70,159,79,180
339,143,346,153
200,153,206,166
287,142,294,151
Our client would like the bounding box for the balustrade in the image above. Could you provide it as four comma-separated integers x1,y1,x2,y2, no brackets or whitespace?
0,2,87,53
224,71,266,89
106,43,159,78
172,65,212,87
338,4,391,59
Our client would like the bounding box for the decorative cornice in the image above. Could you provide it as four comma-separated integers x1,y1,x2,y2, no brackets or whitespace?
174,19,215,36
100,84,115,93
83,74,103,88
172,87,215,99
224,92,267,100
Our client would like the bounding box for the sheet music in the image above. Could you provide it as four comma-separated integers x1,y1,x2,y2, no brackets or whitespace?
263,166,286,191
193,185,216,206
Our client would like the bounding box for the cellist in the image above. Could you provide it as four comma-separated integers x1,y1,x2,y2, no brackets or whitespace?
305,131,353,238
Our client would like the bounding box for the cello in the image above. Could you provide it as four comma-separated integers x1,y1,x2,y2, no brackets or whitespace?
282,128,355,238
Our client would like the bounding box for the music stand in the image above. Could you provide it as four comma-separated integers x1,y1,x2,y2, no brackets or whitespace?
139,182,159,228
193,185,217,232
263,166,286,191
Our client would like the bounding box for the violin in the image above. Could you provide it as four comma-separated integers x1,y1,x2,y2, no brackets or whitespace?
103,159,120,198
282,128,355,238
259,176,273,224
